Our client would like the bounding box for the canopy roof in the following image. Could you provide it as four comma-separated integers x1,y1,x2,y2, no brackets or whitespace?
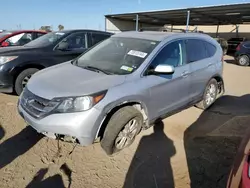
105,3,250,26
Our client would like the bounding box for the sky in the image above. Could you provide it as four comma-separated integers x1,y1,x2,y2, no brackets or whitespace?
0,0,249,31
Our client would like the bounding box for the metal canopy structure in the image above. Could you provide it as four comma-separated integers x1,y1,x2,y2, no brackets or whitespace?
105,3,250,26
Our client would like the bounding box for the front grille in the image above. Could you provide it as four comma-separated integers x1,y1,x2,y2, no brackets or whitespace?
20,88,57,118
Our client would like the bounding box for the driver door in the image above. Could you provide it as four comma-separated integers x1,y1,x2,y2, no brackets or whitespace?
52,32,89,65
144,40,191,119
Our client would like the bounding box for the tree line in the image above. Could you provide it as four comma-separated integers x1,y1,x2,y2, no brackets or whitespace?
39,25,64,32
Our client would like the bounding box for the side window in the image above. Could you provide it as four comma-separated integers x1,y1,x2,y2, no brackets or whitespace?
91,33,109,46
204,41,216,57
148,40,185,70
186,39,207,62
59,32,87,50
5,33,33,46
36,32,46,38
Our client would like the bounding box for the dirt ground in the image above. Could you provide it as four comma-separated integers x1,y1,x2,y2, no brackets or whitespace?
0,56,250,188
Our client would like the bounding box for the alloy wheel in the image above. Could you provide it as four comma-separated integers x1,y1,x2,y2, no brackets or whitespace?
22,74,32,89
115,118,140,150
205,83,216,106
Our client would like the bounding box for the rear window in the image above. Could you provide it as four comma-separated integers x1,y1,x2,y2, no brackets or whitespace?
37,32,46,38
204,41,216,57
0,32,12,38
243,42,250,48
186,39,207,62
91,33,110,46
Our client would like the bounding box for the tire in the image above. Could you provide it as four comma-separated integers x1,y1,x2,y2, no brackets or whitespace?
101,106,143,155
238,55,250,66
223,48,227,55
195,78,218,110
14,68,39,95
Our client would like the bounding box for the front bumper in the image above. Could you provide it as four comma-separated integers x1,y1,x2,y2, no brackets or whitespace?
18,104,103,146
0,66,13,93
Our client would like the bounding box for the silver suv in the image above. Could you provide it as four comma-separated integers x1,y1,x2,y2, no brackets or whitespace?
18,31,224,155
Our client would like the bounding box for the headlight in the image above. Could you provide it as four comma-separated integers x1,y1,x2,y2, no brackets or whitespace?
55,92,106,113
0,56,18,65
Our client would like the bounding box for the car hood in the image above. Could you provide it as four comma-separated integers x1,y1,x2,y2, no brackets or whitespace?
27,62,126,100
0,46,40,55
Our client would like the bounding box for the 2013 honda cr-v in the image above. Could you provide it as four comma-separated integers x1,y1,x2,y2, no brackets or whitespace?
18,31,225,155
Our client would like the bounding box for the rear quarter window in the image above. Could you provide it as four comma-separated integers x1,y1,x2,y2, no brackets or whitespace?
204,41,217,57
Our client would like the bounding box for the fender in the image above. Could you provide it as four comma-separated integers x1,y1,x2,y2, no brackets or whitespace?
202,74,225,98
94,98,149,139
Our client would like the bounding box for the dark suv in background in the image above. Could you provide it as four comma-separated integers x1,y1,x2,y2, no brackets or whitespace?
235,41,250,66
227,37,248,53
0,29,112,95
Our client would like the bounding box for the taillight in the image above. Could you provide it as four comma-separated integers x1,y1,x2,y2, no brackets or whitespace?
221,55,224,62
236,43,242,51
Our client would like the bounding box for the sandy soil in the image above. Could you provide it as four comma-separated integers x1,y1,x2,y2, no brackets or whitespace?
0,56,250,188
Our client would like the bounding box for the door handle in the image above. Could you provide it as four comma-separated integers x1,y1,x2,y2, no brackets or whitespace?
181,71,189,77
208,62,213,67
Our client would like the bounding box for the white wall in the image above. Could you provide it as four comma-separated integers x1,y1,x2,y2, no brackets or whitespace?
171,24,250,39
106,17,250,39
105,18,158,33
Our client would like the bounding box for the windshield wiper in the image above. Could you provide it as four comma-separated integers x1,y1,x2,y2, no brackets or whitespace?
82,66,112,75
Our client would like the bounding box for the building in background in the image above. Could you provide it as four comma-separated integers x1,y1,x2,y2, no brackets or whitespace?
105,3,250,39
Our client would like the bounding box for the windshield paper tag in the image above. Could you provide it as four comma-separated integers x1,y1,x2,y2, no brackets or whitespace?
121,65,133,72
128,50,147,58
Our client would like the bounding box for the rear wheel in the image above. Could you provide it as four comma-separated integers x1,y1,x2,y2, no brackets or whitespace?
101,106,143,155
238,55,250,66
14,68,39,95
195,78,218,110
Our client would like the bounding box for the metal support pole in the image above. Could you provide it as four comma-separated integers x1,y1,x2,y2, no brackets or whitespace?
104,18,107,32
236,25,239,37
136,14,139,31
186,10,190,32
216,24,220,37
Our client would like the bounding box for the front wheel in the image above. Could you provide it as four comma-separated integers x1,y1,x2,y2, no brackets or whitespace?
101,106,143,155
14,68,39,95
195,78,218,110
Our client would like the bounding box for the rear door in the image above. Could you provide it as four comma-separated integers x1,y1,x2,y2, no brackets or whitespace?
52,32,89,64
186,39,216,100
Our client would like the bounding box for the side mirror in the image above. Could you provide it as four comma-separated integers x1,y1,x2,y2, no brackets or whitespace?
154,64,175,74
57,41,69,51
1,41,9,47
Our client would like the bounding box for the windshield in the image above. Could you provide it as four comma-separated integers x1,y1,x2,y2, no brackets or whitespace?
24,31,66,47
76,37,159,75
0,32,12,39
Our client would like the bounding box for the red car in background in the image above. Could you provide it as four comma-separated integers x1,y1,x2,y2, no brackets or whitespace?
0,30,47,47
227,129,250,188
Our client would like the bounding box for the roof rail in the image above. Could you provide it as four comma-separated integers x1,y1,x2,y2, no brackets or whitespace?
139,26,204,33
